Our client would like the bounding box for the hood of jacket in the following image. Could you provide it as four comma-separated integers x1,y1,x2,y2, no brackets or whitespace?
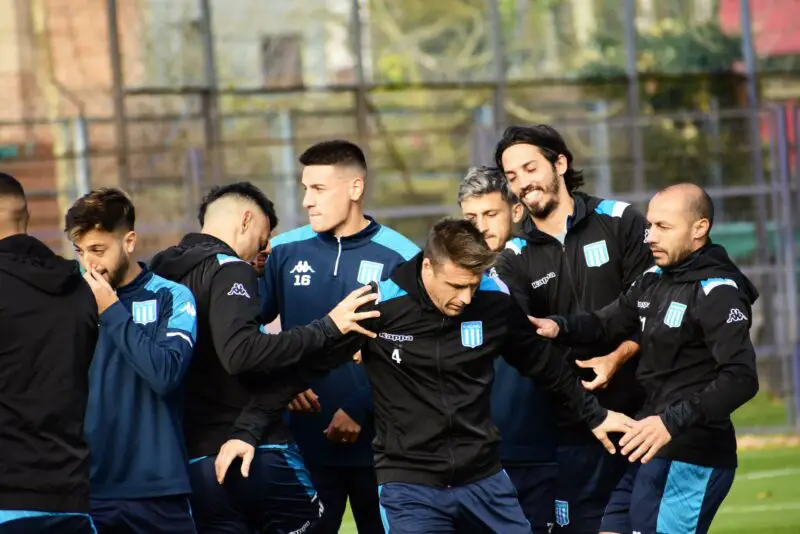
0,234,84,295
665,242,759,304
149,233,238,281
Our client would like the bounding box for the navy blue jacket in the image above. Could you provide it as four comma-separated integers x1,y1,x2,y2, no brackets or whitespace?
85,265,196,499
491,353,558,464
261,217,419,467
489,263,557,464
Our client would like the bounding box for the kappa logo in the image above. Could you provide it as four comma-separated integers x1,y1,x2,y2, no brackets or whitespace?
555,500,569,527
291,260,314,286
290,260,315,274
583,240,610,267
531,271,556,289
643,228,650,243
182,301,196,317
227,283,251,299
379,332,415,343
727,308,748,324
131,300,158,325
461,321,484,348
637,301,650,309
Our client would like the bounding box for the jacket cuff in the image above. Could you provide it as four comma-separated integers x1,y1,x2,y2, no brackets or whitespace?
100,300,128,327
320,315,344,340
549,315,570,340
229,429,258,447
661,400,700,437
586,406,609,430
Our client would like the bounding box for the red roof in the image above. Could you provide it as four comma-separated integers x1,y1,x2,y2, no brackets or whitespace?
719,0,800,56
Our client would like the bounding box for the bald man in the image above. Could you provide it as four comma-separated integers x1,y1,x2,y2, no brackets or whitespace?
0,172,99,532
150,182,379,534
531,183,759,534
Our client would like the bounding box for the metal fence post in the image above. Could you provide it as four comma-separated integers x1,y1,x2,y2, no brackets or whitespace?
74,116,91,197
775,104,800,429
276,110,298,231
106,0,130,190
590,100,612,198
622,0,645,210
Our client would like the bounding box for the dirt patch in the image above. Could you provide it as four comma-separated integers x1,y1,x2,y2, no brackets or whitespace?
738,434,800,450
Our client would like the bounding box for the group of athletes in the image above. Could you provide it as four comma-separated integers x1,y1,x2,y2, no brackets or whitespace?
0,124,759,534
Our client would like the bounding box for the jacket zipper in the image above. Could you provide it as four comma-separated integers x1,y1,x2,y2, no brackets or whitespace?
559,239,582,310
435,317,456,484
333,237,343,277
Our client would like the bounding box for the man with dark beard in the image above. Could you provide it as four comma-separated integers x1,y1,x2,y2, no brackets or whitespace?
493,125,653,533
66,189,198,534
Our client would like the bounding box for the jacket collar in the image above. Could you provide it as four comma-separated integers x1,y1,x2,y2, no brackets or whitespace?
116,262,153,296
315,216,381,250
520,192,600,243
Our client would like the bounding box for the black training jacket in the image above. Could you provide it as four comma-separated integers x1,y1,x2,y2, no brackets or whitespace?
554,244,759,468
494,193,652,443
0,234,98,513
150,233,344,458
332,254,607,488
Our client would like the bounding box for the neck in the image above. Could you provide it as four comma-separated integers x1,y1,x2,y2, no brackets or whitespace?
330,206,369,238
201,224,237,254
118,261,142,288
0,225,26,241
531,193,575,237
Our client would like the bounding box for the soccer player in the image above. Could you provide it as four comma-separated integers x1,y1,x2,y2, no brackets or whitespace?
530,183,759,534
66,188,198,533
261,140,419,534
319,218,634,533
0,173,98,533
494,125,653,532
457,165,559,533
150,182,378,534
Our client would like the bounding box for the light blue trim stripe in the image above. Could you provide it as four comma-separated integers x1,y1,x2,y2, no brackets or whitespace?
479,275,509,294
377,484,391,533
216,253,244,265
377,279,407,303
371,226,421,261
145,275,197,340
657,460,713,534
271,225,317,248
0,511,97,532
281,444,316,498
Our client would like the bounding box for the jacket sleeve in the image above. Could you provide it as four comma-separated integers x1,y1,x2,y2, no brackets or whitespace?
619,204,654,288
661,283,759,436
228,331,370,445
493,245,535,315
500,294,608,429
555,276,643,346
208,261,343,375
99,286,197,396
260,245,282,324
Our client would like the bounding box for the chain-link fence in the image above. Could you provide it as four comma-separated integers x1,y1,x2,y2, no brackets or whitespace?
1,0,800,432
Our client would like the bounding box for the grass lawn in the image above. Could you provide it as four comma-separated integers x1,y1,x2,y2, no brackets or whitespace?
338,392,799,533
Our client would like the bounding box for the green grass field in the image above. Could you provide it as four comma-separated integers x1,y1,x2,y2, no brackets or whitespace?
337,393,800,533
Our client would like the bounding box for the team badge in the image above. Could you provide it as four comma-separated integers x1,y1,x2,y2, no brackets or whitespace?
461,321,483,348
583,240,610,267
131,300,158,325
555,500,570,527
357,260,384,285
664,301,687,328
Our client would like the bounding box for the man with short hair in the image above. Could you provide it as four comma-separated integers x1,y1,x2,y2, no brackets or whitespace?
0,173,98,533
261,140,419,533
494,125,653,532
315,217,634,533
65,188,198,533
531,183,759,534
150,182,377,534
458,165,558,534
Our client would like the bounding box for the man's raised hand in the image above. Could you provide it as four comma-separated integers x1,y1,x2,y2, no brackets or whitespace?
327,285,380,338
528,316,560,338
590,410,635,454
